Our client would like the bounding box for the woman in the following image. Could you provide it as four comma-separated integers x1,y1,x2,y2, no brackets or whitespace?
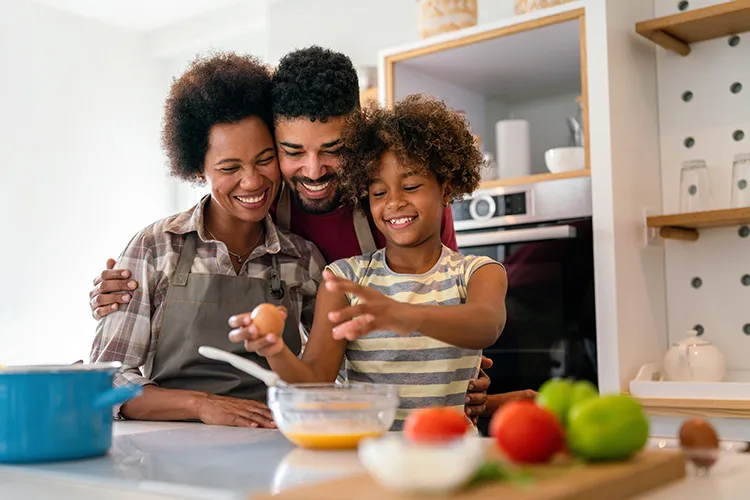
90,52,324,428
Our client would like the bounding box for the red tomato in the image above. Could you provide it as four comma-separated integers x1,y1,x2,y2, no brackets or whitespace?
404,408,469,443
490,400,564,464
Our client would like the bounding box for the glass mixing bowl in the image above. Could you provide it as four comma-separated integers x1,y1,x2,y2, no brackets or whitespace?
268,383,399,450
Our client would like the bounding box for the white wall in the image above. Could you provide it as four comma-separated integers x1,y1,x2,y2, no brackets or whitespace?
145,0,269,61
394,65,487,139
394,63,579,177
143,0,272,214
503,92,581,174
0,0,173,365
268,0,516,67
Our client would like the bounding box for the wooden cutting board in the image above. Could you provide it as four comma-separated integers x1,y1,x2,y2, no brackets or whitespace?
252,449,686,500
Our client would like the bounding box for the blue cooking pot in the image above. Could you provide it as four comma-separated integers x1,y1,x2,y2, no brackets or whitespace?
0,362,142,463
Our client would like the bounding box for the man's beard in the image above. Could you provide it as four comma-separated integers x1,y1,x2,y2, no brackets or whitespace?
289,174,343,215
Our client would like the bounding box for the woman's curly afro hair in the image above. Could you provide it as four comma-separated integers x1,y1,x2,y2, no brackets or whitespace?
161,51,274,181
338,94,484,210
271,45,359,122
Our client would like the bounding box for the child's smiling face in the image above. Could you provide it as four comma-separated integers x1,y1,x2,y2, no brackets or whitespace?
368,150,449,248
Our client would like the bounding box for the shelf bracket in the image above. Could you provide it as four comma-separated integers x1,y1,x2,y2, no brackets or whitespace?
643,208,662,247
643,30,691,56
658,226,699,241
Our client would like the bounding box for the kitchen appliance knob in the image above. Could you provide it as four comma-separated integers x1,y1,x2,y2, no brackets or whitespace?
469,195,496,220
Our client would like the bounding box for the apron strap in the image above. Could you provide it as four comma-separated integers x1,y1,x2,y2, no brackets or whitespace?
353,209,377,254
172,232,198,287
268,253,284,300
277,184,292,231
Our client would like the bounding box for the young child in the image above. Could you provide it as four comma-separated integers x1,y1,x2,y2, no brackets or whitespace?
229,94,508,429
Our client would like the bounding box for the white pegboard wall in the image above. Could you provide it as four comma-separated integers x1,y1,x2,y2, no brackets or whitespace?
655,0,750,372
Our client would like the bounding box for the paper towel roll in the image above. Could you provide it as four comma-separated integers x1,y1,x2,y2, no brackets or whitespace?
495,119,531,179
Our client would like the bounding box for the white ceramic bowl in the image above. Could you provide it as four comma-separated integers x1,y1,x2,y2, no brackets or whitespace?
544,146,584,173
359,434,484,494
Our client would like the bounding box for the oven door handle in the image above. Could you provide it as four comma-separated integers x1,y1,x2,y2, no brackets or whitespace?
456,225,577,247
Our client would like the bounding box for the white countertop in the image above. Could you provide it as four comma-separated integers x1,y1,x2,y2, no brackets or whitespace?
0,421,748,499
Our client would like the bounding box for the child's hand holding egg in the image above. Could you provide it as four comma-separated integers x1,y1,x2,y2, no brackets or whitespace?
228,304,287,356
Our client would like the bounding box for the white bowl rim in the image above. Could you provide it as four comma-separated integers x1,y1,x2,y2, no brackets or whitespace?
269,382,400,394
545,146,585,153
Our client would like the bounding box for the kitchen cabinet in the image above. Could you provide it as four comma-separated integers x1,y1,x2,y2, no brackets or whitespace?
378,3,589,190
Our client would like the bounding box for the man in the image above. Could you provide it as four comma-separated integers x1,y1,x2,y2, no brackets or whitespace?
89,46,495,420
267,46,458,264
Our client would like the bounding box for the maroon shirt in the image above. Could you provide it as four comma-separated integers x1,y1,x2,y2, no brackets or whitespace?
270,197,458,264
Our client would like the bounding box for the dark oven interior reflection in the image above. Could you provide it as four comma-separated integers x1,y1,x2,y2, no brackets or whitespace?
451,180,597,435
475,218,597,393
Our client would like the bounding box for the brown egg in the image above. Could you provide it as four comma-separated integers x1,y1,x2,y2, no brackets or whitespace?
679,418,719,468
251,303,285,336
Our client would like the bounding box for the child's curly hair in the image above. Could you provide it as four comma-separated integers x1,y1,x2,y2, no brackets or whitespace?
338,94,483,210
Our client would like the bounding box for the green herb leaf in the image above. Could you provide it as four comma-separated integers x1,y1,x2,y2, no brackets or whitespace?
466,460,534,488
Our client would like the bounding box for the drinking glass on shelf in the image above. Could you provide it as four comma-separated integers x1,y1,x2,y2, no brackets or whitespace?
731,153,750,208
680,160,712,213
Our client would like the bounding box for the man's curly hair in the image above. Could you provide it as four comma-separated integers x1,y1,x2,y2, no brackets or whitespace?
271,46,359,122
161,52,274,181
338,94,483,210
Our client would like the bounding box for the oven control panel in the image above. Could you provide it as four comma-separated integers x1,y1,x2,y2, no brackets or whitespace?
452,192,527,222
451,177,593,231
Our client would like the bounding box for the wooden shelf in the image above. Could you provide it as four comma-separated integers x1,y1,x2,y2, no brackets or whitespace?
478,168,589,190
646,207,750,241
635,0,750,56
633,396,750,419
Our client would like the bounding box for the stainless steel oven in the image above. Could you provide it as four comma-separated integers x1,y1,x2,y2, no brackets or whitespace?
453,177,597,425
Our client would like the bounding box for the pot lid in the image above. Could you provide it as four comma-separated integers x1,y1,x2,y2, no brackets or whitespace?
0,361,121,374
673,330,712,347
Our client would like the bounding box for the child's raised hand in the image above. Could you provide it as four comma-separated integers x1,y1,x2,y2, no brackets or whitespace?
323,269,420,340
228,306,288,357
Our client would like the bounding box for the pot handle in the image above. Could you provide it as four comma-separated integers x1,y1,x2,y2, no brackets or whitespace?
92,384,143,410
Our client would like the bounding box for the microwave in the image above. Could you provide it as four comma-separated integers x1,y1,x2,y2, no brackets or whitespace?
453,178,597,431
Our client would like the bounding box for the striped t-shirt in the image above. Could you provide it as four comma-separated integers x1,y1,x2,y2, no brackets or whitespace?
327,245,501,430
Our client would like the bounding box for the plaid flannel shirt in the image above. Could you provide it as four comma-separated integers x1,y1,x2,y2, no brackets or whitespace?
90,195,325,395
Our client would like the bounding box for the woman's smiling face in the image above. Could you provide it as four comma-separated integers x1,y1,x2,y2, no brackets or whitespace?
203,116,280,223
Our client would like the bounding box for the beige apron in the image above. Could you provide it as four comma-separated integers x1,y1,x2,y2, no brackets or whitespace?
150,232,301,403
276,183,377,254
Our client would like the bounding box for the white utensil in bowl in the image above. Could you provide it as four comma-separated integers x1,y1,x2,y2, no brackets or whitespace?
198,346,287,387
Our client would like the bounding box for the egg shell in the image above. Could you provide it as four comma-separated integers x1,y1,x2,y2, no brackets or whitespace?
251,303,285,336
679,418,719,468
